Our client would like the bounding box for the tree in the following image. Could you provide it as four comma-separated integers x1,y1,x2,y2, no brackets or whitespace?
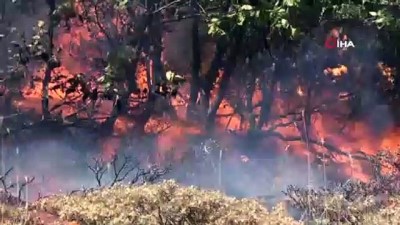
2,0,400,168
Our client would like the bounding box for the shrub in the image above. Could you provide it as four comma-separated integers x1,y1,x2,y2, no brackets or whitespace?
34,180,301,225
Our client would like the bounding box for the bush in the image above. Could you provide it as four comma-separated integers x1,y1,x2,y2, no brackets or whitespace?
283,150,400,224
3,178,400,224
0,203,41,225
33,180,301,225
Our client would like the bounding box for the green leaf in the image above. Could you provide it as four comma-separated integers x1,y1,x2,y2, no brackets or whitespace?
283,0,298,7
369,11,377,16
375,17,385,24
210,18,219,23
237,12,246,25
281,18,288,28
290,27,297,37
240,5,253,10
116,0,129,9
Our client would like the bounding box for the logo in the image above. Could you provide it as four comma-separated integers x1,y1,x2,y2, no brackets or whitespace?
324,35,355,49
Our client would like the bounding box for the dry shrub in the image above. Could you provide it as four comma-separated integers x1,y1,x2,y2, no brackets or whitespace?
4,178,400,224
0,204,43,224
284,150,400,224
33,180,301,225
360,197,400,225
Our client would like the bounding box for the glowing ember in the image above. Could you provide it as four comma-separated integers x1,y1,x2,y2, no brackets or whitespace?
323,64,347,77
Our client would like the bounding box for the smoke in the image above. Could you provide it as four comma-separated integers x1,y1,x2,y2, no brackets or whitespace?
3,139,97,200
165,139,327,205
0,134,330,205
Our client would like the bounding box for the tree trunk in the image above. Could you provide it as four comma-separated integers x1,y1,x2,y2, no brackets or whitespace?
134,92,156,135
41,1,55,119
187,0,202,120
206,31,243,131
257,69,276,129
150,12,166,84
41,66,51,119
133,9,174,133
200,39,226,121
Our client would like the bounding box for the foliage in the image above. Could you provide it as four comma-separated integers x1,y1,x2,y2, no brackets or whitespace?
34,180,301,225
207,1,299,38
206,0,400,59
0,203,41,225
283,149,400,224
96,46,137,92
53,0,77,25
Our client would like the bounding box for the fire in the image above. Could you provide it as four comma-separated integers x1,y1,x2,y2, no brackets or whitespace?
324,64,348,77
378,62,395,83
6,1,400,185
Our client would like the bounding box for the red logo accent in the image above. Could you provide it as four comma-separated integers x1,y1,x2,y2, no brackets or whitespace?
324,36,337,49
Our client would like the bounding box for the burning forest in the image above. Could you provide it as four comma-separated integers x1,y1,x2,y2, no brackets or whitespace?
0,0,399,224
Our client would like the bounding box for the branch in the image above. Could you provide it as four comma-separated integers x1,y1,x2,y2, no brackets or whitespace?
129,165,170,185
88,157,107,187
263,130,368,161
109,154,138,187
17,176,35,202
93,1,115,47
87,154,169,187
0,167,15,193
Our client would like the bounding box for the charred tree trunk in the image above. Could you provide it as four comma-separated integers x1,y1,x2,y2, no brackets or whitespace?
206,31,243,131
119,58,140,114
42,0,56,119
150,14,166,84
119,11,154,114
148,11,177,121
200,39,226,120
257,67,276,129
187,0,202,120
107,5,154,119
134,94,156,135
132,6,173,134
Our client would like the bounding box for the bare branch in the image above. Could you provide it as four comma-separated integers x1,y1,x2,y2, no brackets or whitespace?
0,167,15,193
130,164,171,185
109,154,138,187
88,157,107,187
17,176,35,202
